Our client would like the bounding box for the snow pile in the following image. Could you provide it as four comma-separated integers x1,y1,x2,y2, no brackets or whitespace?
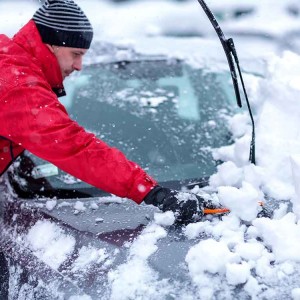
184,214,300,298
108,223,172,300
74,200,86,213
68,296,92,300
72,246,111,272
213,51,300,204
153,211,175,226
253,213,300,262
46,199,57,211
186,238,239,277
26,220,75,270
218,182,263,221
181,50,300,298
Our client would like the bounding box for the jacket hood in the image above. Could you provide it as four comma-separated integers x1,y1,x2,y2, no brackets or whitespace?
12,20,65,93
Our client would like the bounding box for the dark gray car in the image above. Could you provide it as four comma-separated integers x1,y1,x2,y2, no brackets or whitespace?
0,40,238,299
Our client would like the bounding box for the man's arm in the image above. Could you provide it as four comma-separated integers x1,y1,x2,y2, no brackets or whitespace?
1,84,157,203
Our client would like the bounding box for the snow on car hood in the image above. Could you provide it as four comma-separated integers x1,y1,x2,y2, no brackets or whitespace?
20,50,300,300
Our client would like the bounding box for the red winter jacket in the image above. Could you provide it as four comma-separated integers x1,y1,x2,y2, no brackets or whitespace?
0,20,157,203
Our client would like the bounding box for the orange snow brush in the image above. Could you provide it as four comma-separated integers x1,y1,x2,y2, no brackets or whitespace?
203,207,230,215
203,201,266,215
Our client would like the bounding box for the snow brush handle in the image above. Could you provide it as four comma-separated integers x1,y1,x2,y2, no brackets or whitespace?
203,208,230,215
203,202,264,215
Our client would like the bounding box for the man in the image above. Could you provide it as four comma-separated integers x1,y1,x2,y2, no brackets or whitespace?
0,0,210,223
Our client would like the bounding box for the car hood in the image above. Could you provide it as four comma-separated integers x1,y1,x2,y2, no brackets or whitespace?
1,185,204,299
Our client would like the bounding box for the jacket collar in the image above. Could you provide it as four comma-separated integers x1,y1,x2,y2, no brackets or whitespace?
12,20,66,97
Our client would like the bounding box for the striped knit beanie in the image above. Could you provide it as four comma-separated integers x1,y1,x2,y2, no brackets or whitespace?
33,0,93,49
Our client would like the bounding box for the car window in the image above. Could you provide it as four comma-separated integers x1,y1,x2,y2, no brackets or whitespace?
11,59,236,197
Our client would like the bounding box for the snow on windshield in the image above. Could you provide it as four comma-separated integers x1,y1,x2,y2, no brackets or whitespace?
2,0,300,299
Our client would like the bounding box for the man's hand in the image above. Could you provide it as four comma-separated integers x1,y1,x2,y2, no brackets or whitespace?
143,185,209,223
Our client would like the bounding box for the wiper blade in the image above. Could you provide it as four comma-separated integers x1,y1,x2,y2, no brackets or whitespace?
196,0,256,164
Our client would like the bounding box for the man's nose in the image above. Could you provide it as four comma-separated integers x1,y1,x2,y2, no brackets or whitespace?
73,58,83,71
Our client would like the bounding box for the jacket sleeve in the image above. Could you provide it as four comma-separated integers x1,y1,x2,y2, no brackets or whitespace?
1,84,157,204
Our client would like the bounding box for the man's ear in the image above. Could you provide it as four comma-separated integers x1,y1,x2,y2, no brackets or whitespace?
46,44,55,53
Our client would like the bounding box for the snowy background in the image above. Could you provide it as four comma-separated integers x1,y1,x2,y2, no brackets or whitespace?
2,0,300,299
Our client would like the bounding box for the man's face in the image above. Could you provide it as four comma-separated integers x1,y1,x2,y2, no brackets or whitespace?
49,45,87,79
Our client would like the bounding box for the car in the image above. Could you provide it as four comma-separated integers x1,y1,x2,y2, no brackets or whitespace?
0,36,250,299
218,0,300,56
75,0,262,41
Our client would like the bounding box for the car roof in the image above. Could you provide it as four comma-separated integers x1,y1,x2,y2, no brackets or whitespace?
85,36,268,78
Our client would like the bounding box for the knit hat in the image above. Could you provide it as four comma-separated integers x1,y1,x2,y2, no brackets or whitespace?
33,0,93,49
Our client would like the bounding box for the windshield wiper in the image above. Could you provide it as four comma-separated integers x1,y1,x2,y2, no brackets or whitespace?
196,0,256,164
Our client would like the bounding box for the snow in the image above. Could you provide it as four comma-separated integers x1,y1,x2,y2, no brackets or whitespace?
26,220,76,270
74,200,86,212
185,238,239,275
226,261,251,285
108,224,172,300
45,199,57,211
153,211,175,226
69,296,92,300
253,214,300,262
58,174,82,184
217,182,263,222
220,0,300,38
3,0,300,299
72,246,109,272
292,288,300,300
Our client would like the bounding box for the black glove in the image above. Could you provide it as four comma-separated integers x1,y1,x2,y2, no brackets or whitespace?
143,185,208,223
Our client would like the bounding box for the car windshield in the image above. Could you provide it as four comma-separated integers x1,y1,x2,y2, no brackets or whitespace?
13,59,236,196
